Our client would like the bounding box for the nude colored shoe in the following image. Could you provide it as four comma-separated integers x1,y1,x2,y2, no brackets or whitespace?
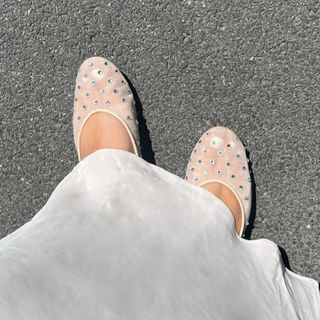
73,56,141,161
185,126,252,237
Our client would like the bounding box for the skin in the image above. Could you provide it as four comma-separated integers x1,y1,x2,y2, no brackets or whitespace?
79,114,242,234
79,113,135,160
200,182,243,235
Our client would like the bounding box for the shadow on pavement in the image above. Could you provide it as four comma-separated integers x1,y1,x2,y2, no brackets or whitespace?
243,146,257,240
123,73,156,165
242,143,297,275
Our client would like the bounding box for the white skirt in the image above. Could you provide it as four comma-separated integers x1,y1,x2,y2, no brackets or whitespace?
0,149,319,319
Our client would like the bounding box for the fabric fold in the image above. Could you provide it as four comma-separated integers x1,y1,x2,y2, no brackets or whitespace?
0,148,319,320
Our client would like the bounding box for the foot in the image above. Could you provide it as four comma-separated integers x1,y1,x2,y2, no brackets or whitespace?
73,56,141,161
201,182,243,235
185,126,252,237
79,112,135,160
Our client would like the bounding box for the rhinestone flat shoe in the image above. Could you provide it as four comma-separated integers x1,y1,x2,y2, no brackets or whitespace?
73,56,141,161
185,126,252,237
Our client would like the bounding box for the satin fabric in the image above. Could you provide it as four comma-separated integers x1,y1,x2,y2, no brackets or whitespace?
0,149,319,319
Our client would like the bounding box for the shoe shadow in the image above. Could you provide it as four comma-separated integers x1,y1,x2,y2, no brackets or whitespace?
241,143,295,273
122,73,156,165
242,146,257,240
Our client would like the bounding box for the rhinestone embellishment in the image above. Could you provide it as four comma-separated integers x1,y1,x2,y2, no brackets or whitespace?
75,58,143,161
184,128,253,231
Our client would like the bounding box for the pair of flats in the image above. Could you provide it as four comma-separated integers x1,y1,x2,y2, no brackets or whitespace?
73,57,252,237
